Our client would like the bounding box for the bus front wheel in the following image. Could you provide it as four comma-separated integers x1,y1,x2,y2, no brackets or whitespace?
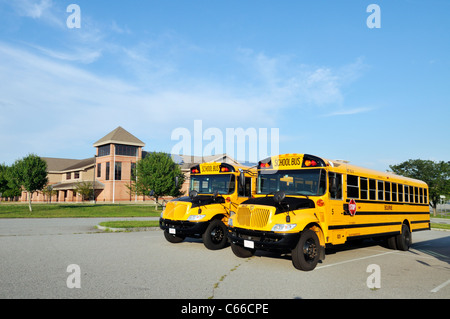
292,230,320,271
203,219,228,250
231,242,255,258
163,230,185,243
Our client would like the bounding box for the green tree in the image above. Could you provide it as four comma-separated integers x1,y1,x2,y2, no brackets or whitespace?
136,152,185,209
389,159,450,216
0,164,8,200
1,164,22,200
11,154,48,212
75,181,94,201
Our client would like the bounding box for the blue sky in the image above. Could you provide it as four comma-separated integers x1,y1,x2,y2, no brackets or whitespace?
0,0,449,171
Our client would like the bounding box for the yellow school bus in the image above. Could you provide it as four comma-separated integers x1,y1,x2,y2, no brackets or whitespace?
160,162,256,250
228,154,430,271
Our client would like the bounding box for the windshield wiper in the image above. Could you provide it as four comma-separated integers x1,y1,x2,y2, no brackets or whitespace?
294,192,311,199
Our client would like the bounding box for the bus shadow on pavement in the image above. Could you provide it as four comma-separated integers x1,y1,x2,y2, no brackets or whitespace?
410,235,450,267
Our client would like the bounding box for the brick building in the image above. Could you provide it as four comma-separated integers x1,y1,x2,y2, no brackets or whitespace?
20,127,241,203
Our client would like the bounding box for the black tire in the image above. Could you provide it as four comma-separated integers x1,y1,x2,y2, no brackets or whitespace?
387,235,397,250
202,219,228,250
163,230,185,243
396,224,411,251
231,242,255,258
292,230,321,271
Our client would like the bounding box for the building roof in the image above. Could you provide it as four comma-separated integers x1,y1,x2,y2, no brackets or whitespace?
43,157,95,173
93,126,145,148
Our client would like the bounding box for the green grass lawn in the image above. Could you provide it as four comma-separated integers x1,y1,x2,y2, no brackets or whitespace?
0,203,161,218
431,223,450,230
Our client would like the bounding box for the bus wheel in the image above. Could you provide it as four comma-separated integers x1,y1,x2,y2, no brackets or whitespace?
203,219,228,250
163,230,185,243
396,224,411,251
387,235,397,250
292,230,320,271
231,243,255,258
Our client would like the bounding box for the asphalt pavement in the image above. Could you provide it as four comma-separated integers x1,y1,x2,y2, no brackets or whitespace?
0,218,449,299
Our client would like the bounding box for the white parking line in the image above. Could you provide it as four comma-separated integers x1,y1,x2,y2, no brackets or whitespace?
431,279,450,293
316,251,394,270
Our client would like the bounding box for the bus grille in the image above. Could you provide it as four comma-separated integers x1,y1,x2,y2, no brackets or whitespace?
237,207,271,228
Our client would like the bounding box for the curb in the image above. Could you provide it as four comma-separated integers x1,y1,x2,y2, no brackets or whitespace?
96,224,160,232
431,228,450,232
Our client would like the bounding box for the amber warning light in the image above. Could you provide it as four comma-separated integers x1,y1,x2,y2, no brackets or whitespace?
258,161,272,169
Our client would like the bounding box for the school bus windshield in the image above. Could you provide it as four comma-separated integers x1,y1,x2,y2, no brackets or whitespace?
257,169,327,196
190,174,236,195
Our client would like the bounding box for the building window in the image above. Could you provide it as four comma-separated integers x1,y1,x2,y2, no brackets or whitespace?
131,162,136,180
115,162,122,181
115,144,138,157
66,172,71,180
98,144,111,157
106,162,110,181
74,171,80,179
97,163,101,178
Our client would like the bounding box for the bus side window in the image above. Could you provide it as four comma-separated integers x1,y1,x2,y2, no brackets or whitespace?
329,173,342,200
398,184,404,202
378,180,384,201
360,177,368,200
369,179,376,200
239,177,252,197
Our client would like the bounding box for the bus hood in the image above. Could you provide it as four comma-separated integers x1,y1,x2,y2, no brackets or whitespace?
163,195,226,220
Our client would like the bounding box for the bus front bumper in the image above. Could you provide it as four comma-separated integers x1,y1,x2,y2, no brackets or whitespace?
228,227,301,253
159,218,209,237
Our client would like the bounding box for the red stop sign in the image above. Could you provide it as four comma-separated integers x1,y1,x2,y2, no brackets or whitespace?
349,199,357,216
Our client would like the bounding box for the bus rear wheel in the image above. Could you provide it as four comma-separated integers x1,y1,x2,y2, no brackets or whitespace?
292,230,320,271
203,219,228,250
396,224,411,251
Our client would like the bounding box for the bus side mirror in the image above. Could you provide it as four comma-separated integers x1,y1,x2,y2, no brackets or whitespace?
189,190,198,199
274,191,286,204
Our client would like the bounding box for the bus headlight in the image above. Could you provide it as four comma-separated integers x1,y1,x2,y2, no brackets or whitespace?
271,224,297,232
187,215,206,221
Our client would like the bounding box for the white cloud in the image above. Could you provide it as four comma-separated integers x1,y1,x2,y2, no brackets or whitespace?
29,44,102,64
7,0,64,28
322,107,374,117
235,49,364,109
0,36,367,164
14,0,52,19
0,43,280,163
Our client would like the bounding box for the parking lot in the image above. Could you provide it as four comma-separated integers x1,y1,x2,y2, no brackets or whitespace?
0,218,449,299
